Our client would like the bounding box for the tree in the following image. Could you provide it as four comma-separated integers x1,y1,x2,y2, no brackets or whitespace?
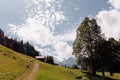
0,28,39,58
107,38,120,76
94,39,108,77
94,37,120,77
0,29,5,45
73,17,102,74
44,56,54,65
24,42,39,57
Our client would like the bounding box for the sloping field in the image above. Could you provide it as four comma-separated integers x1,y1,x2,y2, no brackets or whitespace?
0,45,119,80
0,45,35,80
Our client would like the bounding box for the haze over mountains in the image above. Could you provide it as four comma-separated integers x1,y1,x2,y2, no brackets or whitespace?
59,57,77,67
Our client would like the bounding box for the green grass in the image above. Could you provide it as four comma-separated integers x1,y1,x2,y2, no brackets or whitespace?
34,62,85,80
97,72,120,80
0,45,119,80
0,45,85,80
34,61,120,80
0,45,35,80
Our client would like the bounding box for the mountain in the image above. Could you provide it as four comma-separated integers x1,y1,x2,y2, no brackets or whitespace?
59,57,77,67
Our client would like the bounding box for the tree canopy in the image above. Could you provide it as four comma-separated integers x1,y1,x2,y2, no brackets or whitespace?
73,17,120,76
73,17,102,74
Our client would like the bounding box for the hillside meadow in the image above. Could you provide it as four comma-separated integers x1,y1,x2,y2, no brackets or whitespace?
0,45,120,80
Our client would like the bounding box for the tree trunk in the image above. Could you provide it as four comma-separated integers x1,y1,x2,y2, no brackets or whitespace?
102,66,105,77
110,70,113,76
109,66,113,76
90,48,96,75
91,55,96,75
89,50,96,75
101,57,105,77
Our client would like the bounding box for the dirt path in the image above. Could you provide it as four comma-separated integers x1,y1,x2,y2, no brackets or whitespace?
16,63,39,80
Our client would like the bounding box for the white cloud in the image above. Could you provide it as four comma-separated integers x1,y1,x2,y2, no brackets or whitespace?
54,11,65,22
54,41,73,62
96,0,120,40
8,18,55,46
108,0,120,9
55,30,76,41
8,0,74,62
45,0,55,7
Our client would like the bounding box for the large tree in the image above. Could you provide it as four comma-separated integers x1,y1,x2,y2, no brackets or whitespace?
95,37,120,77
73,17,103,74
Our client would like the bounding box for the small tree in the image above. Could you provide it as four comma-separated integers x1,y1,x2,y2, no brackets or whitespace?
44,56,54,65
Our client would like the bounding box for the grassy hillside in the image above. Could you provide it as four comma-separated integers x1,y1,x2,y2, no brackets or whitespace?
0,45,84,80
34,62,120,80
34,62,85,80
0,45,119,80
0,45,36,80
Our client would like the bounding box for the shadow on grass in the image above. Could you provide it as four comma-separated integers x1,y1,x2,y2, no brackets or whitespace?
82,71,119,80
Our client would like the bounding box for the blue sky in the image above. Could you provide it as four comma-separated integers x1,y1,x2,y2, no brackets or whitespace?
0,0,120,62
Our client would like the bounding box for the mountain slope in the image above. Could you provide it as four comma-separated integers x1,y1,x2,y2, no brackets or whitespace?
0,45,120,80
0,45,36,80
0,45,84,80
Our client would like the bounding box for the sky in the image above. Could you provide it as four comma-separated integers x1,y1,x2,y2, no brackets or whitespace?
0,0,120,62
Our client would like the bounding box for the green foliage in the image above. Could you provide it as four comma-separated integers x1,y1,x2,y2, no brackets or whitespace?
44,56,54,65
73,17,120,77
94,37,120,76
73,17,102,74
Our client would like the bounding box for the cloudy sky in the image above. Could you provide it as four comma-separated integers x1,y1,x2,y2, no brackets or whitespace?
0,0,120,62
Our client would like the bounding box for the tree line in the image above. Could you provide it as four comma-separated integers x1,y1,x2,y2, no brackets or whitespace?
0,28,39,57
0,28,55,65
73,17,120,77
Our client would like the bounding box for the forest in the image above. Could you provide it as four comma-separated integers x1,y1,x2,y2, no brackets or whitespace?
0,28,55,65
0,29,39,57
